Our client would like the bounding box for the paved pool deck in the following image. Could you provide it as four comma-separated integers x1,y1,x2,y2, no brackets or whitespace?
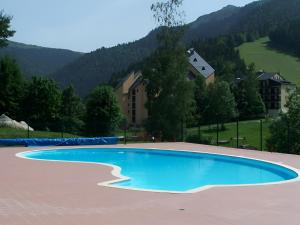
1,142,300,225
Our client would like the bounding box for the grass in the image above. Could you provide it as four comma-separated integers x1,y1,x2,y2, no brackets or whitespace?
1,120,272,149
0,127,80,139
187,119,272,150
238,37,300,86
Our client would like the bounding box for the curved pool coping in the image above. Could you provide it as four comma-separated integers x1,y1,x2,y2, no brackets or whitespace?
16,147,300,194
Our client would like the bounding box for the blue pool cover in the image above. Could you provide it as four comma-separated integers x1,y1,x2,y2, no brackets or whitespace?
0,137,118,147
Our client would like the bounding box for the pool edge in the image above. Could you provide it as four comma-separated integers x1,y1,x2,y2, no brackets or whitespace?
15,147,300,194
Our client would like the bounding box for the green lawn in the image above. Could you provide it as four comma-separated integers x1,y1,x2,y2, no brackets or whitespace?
187,119,272,150
0,128,80,139
238,37,300,86
1,120,272,149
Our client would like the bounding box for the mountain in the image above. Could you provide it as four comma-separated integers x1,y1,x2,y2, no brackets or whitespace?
51,29,159,96
51,4,245,96
5,0,300,96
0,41,83,78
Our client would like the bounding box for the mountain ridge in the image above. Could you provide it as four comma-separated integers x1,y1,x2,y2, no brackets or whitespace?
2,0,300,96
0,41,83,78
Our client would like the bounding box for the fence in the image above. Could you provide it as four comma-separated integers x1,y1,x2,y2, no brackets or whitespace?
1,119,272,150
186,119,272,151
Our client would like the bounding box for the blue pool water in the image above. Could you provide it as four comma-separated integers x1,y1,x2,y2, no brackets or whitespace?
19,148,298,192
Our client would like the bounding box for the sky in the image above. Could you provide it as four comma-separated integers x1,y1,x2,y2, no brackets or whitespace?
2,0,255,53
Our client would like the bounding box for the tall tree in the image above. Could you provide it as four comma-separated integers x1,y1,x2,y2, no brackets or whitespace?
267,89,300,154
203,81,237,127
61,85,85,133
193,75,206,126
0,10,15,48
21,77,62,131
85,85,121,136
0,57,24,119
143,0,193,140
269,19,300,57
234,64,265,119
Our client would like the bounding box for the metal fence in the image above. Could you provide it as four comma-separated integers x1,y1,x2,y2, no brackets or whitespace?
186,119,272,151
1,119,272,150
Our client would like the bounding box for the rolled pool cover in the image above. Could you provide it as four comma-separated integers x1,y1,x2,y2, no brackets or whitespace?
0,137,119,147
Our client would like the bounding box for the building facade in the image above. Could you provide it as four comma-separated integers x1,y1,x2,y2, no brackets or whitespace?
115,71,148,126
115,49,215,126
257,72,295,116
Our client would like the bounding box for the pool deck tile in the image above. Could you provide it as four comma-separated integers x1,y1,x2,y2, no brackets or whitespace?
1,143,300,225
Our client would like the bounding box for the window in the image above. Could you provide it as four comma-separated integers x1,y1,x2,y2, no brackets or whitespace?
193,58,197,62
271,102,275,109
132,110,136,123
202,66,206,71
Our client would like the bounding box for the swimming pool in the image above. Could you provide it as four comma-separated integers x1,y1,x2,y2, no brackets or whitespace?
17,148,299,193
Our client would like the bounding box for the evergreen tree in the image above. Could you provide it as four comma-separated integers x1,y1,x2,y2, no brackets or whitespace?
61,85,85,133
269,19,300,57
0,57,24,119
234,64,265,119
21,77,62,131
267,89,300,154
85,85,121,136
193,75,206,126
203,81,237,127
142,0,193,140
0,11,15,48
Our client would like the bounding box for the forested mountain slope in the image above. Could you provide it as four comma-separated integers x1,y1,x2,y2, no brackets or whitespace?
0,41,83,78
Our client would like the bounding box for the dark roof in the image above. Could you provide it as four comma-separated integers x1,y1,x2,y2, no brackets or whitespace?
257,72,291,84
187,48,215,78
115,71,141,90
257,72,276,80
128,76,143,92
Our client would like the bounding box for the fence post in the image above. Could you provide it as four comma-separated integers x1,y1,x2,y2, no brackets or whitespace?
260,119,263,151
287,120,290,152
181,118,184,142
236,117,239,148
124,127,127,145
216,119,219,146
27,124,30,138
61,121,64,138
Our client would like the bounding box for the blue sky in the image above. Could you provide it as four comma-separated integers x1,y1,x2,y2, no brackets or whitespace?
2,0,255,52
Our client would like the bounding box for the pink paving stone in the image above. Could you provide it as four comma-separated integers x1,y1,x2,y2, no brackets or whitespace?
0,142,300,225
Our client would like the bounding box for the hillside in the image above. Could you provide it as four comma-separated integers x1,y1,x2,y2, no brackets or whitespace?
50,0,300,96
239,37,300,86
0,41,83,78
51,29,159,96
51,4,245,96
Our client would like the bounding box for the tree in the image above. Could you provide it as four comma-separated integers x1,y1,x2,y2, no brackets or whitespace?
61,85,85,133
21,77,62,131
0,56,24,119
267,89,300,154
234,64,265,119
85,85,121,136
143,0,193,140
203,81,237,128
193,75,206,126
269,19,300,57
0,10,15,48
